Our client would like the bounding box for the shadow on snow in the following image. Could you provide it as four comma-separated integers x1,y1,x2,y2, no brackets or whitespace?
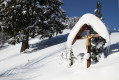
0,45,9,51
28,33,68,53
0,45,65,78
105,42,119,57
109,42,119,55
0,34,69,77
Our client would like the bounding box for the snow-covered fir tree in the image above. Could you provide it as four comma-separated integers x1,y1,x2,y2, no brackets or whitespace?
91,1,106,62
65,17,79,29
0,0,66,52
0,0,40,52
37,0,66,38
94,2,103,20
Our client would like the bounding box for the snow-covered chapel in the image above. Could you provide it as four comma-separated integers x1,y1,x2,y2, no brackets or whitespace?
67,13,110,49
67,13,110,68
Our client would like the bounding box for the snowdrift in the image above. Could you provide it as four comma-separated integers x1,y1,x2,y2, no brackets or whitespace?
67,13,110,49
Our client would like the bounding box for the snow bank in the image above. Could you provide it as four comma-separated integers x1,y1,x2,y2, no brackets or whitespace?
84,53,90,60
0,31,119,80
67,13,110,49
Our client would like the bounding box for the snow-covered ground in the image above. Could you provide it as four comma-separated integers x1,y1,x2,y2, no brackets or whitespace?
0,30,119,80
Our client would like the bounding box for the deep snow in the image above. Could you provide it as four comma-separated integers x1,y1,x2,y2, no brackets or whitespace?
0,30,119,80
67,13,110,49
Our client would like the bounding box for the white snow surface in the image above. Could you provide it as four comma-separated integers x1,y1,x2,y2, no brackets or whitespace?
0,30,119,80
67,13,110,49
84,53,90,60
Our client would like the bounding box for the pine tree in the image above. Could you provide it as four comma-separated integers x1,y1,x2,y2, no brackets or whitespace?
94,2,104,20
65,17,79,29
0,0,66,52
69,49,74,66
91,1,106,62
0,0,39,52
37,0,66,39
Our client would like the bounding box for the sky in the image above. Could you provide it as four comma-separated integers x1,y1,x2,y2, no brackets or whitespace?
61,0,119,30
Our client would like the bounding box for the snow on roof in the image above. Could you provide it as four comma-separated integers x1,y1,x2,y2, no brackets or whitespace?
67,13,110,49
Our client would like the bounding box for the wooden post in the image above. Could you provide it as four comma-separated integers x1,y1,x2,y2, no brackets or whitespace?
86,26,91,68
72,24,88,45
71,24,93,68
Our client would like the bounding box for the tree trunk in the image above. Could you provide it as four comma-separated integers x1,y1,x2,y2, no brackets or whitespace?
20,36,29,53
